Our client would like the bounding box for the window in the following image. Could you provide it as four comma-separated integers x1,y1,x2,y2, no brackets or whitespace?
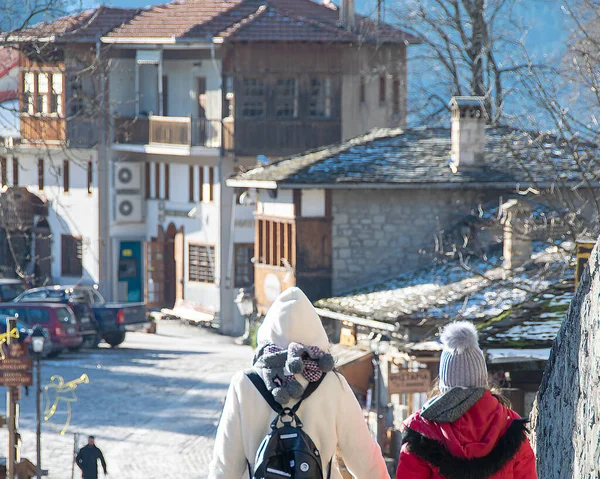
37,73,49,114
70,76,84,116
61,235,83,277
234,244,254,287
392,77,400,115
309,77,332,118
12,158,18,186
23,72,34,114
199,166,204,202
241,78,265,118
275,78,298,118
359,76,366,104
208,167,215,202
1,157,6,187
257,218,294,267
38,158,44,190
189,166,195,203
379,75,386,104
50,73,63,115
164,163,170,200
188,244,215,283
87,159,93,195
63,160,69,193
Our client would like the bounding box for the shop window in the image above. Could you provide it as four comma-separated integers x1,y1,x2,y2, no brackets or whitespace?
188,244,215,283
234,244,254,287
257,218,294,267
61,235,83,277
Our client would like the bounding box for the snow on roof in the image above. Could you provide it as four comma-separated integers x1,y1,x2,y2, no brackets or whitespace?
230,126,600,189
316,242,574,348
486,348,551,363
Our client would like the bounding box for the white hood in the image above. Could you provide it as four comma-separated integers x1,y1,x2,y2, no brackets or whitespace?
256,287,329,351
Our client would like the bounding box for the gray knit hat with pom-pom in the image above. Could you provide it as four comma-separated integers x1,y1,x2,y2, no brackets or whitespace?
438,321,488,393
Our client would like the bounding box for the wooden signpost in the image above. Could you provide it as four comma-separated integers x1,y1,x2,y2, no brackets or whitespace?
387,367,431,396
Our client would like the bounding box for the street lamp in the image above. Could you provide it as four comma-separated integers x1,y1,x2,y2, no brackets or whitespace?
235,288,255,345
31,326,45,479
369,333,391,445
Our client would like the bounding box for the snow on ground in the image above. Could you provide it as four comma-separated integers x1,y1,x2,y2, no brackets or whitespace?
0,321,253,478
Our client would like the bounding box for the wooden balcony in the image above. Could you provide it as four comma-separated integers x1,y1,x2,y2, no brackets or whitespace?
20,116,66,143
114,115,228,150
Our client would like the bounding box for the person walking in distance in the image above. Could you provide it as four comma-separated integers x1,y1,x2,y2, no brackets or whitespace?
396,321,537,479
76,436,107,478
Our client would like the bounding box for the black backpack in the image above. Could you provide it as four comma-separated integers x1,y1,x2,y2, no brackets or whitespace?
245,370,331,479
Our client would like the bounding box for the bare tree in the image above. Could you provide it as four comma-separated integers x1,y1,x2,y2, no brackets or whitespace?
391,0,541,123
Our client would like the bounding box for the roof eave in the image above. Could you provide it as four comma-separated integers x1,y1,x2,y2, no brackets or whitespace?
226,178,279,189
273,180,600,190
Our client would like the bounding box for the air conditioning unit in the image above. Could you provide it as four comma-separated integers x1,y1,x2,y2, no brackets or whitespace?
115,162,142,190
115,194,143,224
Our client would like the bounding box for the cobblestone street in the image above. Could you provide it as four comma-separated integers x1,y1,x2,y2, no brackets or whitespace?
1,321,253,478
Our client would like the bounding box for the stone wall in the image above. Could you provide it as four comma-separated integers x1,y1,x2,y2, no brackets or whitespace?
330,188,504,293
530,238,600,478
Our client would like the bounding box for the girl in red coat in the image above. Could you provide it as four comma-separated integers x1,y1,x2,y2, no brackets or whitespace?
396,321,537,479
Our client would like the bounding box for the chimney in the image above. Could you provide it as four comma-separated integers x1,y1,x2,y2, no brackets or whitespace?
340,0,355,29
450,96,486,169
501,199,532,270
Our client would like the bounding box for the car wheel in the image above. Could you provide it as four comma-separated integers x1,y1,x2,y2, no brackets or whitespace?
104,331,126,347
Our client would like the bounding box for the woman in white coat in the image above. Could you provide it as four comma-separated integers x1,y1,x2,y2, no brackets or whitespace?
209,287,390,479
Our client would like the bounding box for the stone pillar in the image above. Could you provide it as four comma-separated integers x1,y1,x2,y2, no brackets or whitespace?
501,199,532,270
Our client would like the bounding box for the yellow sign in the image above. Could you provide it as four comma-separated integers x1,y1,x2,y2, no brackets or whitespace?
388,369,431,395
0,328,19,360
340,325,357,347
122,249,133,257
576,239,596,287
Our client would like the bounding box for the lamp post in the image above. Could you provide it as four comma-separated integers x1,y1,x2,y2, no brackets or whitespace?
235,287,255,346
370,333,391,445
31,326,46,479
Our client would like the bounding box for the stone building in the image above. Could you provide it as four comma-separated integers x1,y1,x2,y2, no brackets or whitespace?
1,0,415,334
228,97,600,312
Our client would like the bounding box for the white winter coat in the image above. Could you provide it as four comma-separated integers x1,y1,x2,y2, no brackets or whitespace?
209,287,390,479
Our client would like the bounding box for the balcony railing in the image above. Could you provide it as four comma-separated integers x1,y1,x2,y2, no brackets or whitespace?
114,115,232,149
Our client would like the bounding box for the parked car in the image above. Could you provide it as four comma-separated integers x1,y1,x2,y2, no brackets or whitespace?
0,303,82,357
0,279,28,302
0,314,53,358
14,288,99,350
15,285,148,347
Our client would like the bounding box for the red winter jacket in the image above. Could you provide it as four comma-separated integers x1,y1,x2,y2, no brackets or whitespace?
396,391,537,479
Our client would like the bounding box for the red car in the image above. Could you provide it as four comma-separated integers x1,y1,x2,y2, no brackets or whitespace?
0,303,83,357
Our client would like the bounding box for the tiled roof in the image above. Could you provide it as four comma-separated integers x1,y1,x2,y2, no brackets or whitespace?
230,126,600,188
103,0,416,44
315,242,574,333
0,48,18,78
11,6,142,42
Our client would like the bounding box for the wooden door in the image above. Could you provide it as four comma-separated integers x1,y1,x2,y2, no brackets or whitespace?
145,240,166,307
175,227,184,302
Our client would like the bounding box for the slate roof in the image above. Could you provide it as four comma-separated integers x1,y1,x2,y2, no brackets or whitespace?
11,6,141,43
102,0,415,44
229,126,600,188
315,242,574,340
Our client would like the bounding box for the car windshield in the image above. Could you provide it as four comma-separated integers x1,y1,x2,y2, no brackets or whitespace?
0,283,26,301
55,307,76,325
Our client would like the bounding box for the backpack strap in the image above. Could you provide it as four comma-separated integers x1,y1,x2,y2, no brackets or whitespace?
245,369,326,415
